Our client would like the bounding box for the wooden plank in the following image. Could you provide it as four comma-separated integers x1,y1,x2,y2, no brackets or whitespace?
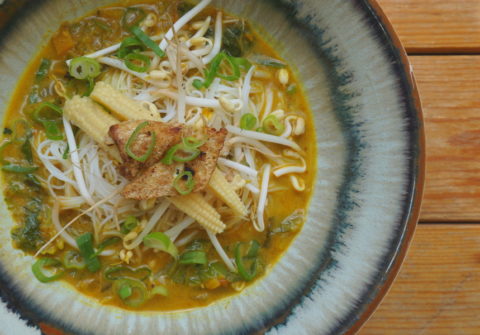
360,224,480,335
410,56,480,222
377,0,480,53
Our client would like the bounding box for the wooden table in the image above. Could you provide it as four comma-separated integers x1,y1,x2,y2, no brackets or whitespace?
360,1,480,334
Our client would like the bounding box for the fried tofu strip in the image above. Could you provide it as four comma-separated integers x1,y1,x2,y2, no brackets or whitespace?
64,96,121,161
187,128,227,193
120,125,227,199
90,81,161,121
109,120,183,179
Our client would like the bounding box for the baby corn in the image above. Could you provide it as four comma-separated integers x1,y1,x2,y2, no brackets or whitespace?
169,193,226,234
91,81,161,121
64,96,121,161
208,169,247,217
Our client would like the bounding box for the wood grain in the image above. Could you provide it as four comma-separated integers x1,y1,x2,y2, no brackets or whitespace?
360,224,480,335
376,0,480,53
410,56,480,222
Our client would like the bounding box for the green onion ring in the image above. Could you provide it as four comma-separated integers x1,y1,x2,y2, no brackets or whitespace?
113,278,148,307
69,57,101,80
130,26,165,58
32,258,65,283
179,250,208,265
125,121,156,162
173,170,195,195
124,52,151,73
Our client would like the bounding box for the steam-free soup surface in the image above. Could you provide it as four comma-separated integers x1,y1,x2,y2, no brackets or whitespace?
2,0,315,311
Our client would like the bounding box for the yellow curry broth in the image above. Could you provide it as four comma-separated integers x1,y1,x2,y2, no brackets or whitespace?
2,1,316,311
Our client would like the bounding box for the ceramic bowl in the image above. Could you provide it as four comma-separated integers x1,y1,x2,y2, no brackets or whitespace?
0,0,424,334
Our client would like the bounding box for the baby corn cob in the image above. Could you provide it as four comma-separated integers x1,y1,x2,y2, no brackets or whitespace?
64,95,121,161
90,81,161,121
208,169,247,217
169,193,226,234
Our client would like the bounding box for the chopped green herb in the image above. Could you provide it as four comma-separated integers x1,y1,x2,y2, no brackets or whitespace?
11,197,43,252
35,58,51,81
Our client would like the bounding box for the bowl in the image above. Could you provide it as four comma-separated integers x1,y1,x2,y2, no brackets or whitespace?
0,0,424,334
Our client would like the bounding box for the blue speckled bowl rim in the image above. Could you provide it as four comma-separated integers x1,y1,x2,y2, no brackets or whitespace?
0,0,425,334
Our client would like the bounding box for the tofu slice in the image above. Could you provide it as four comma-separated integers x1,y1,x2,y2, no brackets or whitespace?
120,127,227,200
109,120,183,180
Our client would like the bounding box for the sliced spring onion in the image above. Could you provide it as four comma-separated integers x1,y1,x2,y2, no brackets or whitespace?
262,115,285,136
32,258,65,283
179,250,208,265
119,284,132,300
32,102,63,140
151,285,168,297
95,237,121,256
161,143,201,165
125,121,156,162
240,113,257,130
231,57,252,71
235,241,260,281
117,36,144,59
173,170,195,195
130,26,165,58
143,232,178,258
124,52,151,72
122,7,146,29
120,216,138,234
192,79,203,90
35,58,51,81
113,278,148,307
2,165,38,174
203,53,232,87
104,264,151,281
63,250,86,270
76,233,101,273
69,57,101,80
216,54,240,81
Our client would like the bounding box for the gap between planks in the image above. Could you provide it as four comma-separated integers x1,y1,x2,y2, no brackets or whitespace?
408,55,480,222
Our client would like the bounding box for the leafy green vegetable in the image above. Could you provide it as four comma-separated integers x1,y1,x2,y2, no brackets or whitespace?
20,134,33,164
11,197,43,252
35,58,51,81
120,216,138,234
222,22,254,57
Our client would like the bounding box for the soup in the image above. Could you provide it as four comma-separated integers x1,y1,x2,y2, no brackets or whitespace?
1,0,315,311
